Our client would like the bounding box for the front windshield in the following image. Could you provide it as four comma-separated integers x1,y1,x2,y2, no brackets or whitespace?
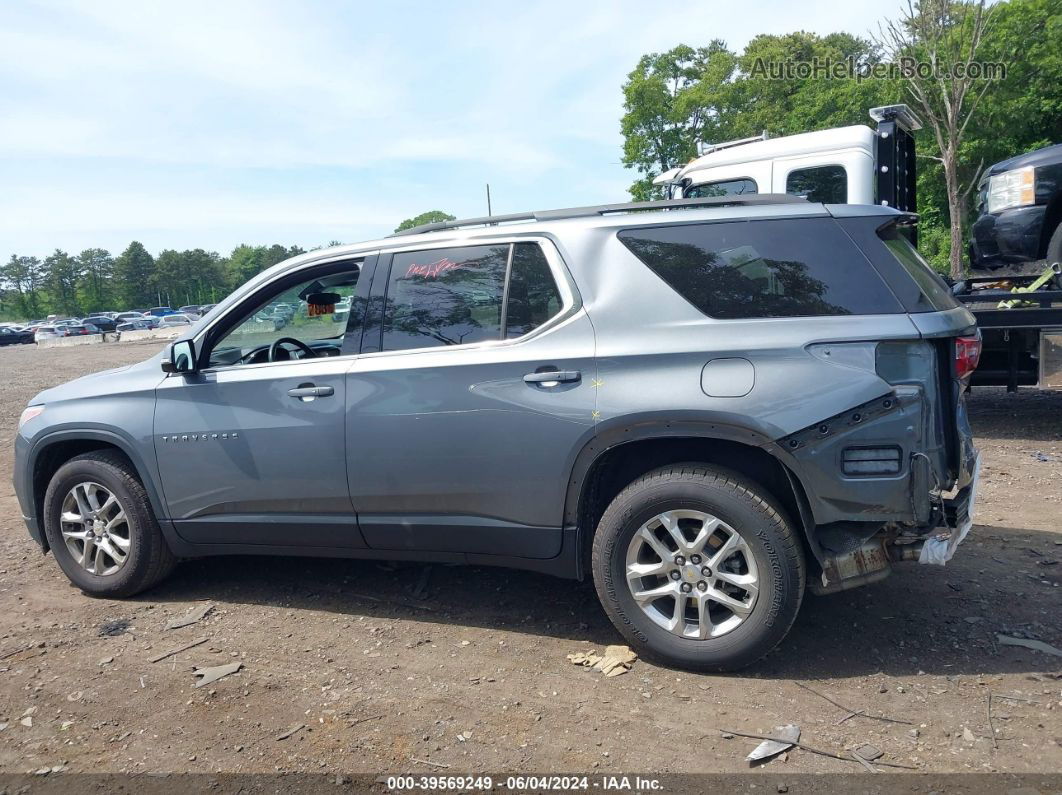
686,178,758,198
207,262,362,367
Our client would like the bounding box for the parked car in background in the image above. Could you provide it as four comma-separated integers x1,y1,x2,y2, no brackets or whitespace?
254,308,289,331
158,314,193,328
33,325,64,342
83,315,117,332
332,296,352,323
148,307,177,317
0,326,35,345
178,305,203,319
198,304,217,315
63,324,100,336
116,320,154,332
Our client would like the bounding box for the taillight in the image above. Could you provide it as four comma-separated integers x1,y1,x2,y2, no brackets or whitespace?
955,336,982,380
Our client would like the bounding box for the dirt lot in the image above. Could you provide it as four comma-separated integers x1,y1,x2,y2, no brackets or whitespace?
0,340,1060,778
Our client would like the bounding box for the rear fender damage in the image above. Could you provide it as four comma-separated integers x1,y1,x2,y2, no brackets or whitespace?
773,381,959,595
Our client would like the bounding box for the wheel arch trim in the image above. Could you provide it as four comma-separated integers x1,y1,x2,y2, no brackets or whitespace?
27,428,171,544
563,418,824,575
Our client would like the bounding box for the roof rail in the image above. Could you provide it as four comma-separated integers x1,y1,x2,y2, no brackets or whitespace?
390,194,806,236
695,131,769,157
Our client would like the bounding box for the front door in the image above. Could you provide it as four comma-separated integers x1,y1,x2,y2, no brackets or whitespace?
346,240,597,559
154,257,370,548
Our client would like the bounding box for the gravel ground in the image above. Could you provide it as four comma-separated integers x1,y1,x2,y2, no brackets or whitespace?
0,341,1059,777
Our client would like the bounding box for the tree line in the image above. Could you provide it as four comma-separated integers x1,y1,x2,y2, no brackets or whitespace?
620,0,1061,276
0,211,458,322
0,242,318,321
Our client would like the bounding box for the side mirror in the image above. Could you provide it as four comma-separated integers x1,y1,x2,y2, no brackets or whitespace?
162,339,197,374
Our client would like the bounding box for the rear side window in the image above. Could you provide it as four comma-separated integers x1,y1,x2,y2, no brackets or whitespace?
877,225,959,312
379,242,566,351
618,218,904,319
786,165,847,203
686,178,758,198
505,243,563,338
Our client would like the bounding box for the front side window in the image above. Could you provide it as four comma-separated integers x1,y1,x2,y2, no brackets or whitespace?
785,165,847,203
379,242,565,351
686,178,758,198
206,261,363,367
618,218,903,319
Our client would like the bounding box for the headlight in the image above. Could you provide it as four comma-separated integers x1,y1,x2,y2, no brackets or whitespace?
18,405,44,430
987,166,1036,213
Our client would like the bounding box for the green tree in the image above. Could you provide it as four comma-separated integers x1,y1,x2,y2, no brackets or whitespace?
620,0,1062,272
153,248,227,306
620,36,892,200
180,248,226,305
114,241,156,309
621,43,736,200
915,0,1062,271
43,249,82,316
394,210,456,233
735,32,895,136
151,249,183,308
225,245,268,289
77,248,115,313
971,0,1062,164
263,244,296,269
0,255,46,319
879,0,996,278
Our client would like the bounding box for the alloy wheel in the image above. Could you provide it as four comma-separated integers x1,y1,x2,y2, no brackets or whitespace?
624,509,759,639
59,481,131,576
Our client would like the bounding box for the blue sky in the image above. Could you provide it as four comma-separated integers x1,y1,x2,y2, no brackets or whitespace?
1,0,896,256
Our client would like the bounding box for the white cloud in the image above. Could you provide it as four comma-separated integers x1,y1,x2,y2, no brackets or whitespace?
0,0,900,252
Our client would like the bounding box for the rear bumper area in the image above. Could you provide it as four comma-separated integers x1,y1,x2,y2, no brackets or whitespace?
810,455,980,595
914,454,981,565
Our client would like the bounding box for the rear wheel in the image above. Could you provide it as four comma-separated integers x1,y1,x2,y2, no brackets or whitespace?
43,451,176,598
592,464,805,671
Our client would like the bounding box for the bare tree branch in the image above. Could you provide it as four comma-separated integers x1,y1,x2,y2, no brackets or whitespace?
874,0,993,279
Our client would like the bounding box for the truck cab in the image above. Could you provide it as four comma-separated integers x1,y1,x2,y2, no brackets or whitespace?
656,105,920,214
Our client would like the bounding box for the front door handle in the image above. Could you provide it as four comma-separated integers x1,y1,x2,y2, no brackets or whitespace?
287,384,334,400
524,369,581,386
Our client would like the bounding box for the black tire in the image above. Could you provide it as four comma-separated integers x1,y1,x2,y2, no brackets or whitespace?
1046,222,1062,288
43,450,176,598
591,464,805,672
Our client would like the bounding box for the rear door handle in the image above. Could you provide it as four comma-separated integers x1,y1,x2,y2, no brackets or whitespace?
524,369,581,385
287,384,334,400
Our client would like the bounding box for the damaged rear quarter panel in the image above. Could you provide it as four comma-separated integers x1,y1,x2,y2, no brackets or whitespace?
574,225,970,535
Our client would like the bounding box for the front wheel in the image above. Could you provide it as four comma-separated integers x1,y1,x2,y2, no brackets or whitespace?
1046,222,1062,288
591,464,805,671
43,450,176,598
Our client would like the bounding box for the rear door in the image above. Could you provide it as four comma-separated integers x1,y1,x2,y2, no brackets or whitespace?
346,238,596,558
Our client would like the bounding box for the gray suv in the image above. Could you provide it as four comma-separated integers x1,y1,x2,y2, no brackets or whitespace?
13,196,980,671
